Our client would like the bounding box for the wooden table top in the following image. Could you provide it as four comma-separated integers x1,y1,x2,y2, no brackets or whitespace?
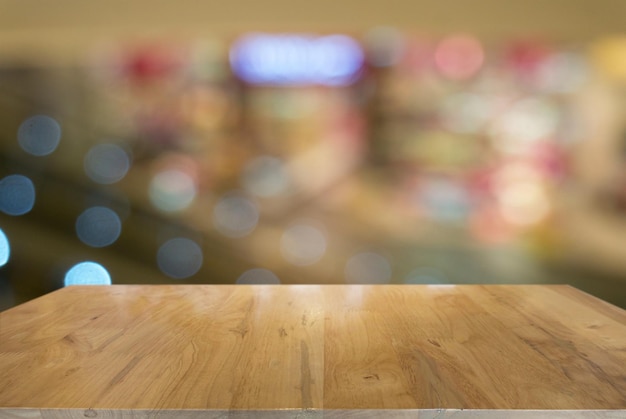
1,284,625,418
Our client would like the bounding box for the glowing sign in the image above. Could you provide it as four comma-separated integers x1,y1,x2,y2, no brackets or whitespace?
230,34,364,86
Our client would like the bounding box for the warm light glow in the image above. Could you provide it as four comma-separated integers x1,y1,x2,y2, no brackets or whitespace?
493,163,541,189
493,163,550,226
498,181,550,226
591,36,626,81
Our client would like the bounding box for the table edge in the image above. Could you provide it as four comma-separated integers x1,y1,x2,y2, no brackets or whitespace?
1,407,624,418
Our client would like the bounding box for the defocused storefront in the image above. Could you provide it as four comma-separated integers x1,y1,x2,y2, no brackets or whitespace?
1,1,626,309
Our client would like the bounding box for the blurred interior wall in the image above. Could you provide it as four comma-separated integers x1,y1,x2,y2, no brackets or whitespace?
1,0,626,63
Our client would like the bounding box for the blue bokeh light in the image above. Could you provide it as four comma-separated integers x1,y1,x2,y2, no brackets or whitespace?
0,228,10,267
157,238,203,279
76,206,122,247
18,115,62,156
0,175,36,216
64,261,112,286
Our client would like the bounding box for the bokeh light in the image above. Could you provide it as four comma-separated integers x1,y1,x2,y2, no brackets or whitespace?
17,115,61,156
498,181,550,226
591,36,626,81
440,93,493,134
506,41,550,80
84,143,131,184
493,163,550,226
0,175,36,216
280,222,327,266
64,261,112,286
213,193,259,238
0,228,10,267
3,33,622,309
345,252,392,284
230,34,364,85
490,97,560,154
242,156,290,197
75,206,122,247
157,238,203,279
149,169,197,212
237,268,281,284
537,52,588,93
434,35,484,80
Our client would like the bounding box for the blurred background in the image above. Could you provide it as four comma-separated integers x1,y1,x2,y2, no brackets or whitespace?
1,0,626,310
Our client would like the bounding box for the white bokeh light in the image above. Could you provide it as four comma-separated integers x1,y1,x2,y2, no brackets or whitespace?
18,115,61,156
537,52,588,93
345,252,392,284
280,222,327,266
64,262,112,286
149,169,197,212
490,97,560,153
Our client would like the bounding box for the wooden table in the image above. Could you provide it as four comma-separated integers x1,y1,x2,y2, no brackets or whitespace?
1,285,625,418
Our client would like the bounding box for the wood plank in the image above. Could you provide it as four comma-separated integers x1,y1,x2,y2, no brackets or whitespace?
0,284,625,416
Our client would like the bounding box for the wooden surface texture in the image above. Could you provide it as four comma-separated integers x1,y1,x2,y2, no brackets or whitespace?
0,284,625,417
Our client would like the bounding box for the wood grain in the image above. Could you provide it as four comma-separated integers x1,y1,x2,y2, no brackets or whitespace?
0,284,625,418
